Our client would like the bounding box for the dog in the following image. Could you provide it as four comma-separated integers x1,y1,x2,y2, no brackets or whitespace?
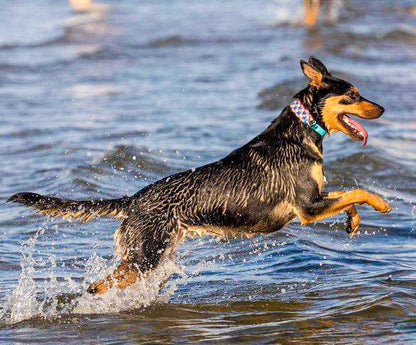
8,57,391,294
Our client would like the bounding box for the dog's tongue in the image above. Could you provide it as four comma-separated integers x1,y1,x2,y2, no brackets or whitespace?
342,114,368,146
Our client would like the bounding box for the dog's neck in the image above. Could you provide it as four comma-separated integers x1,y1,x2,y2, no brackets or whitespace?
290,99,327,137
296,87,326,123
293,87,327,147
248,86,327,162
286,89,326,161
249,107,324,163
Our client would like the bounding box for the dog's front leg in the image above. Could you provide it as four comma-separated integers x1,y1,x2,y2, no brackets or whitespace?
322,191,360,236
295,189,391,233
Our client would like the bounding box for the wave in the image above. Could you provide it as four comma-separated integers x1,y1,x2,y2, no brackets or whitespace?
0,43,103,70
312,26,416,62
257,78,305,111
145,35,199,48
68,145,183,196
0,33,67,52
97,145,176,176
132,34,274,51
0,1,108,52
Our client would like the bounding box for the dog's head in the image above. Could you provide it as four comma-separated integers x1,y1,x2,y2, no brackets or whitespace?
299,56,384,146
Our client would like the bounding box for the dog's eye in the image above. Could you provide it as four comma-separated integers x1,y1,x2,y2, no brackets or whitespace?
340,91,359,104
349,92,359,101
340,97,355,105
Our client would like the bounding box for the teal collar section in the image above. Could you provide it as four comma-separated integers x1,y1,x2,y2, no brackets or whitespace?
310,121,327,137
289,99,327,138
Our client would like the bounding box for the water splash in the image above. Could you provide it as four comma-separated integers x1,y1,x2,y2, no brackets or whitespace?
1,226,47,324
0,225,188,324
72,256,185,314
6,247,38,323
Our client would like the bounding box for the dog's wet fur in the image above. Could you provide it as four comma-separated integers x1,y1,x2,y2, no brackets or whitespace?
9,57,391,294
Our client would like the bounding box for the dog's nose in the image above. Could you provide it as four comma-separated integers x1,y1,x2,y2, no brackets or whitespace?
378,105,385,115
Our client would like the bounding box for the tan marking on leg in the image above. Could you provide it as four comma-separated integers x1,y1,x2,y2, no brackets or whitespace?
311,162,324,193
325,190,345,198
88,262,138,294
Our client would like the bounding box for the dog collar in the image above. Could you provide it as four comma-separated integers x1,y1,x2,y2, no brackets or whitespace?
290,99,327,137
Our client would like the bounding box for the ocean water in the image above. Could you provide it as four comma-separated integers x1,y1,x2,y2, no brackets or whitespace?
1,0,416,343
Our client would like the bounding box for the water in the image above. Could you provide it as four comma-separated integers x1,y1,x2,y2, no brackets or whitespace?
1,0,416,343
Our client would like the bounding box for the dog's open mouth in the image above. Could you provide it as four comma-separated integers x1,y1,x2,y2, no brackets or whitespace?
339,113,368,146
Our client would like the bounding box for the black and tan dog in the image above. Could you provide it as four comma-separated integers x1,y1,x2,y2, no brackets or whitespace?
8,57,391,294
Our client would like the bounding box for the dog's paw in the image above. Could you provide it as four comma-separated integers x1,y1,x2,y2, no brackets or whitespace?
346,207,360,238
382,203,392,213
369,194,392,214
376,198,392,214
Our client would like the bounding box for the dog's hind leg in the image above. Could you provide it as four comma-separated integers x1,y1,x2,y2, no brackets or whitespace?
87,261,139,294
87,212,178,294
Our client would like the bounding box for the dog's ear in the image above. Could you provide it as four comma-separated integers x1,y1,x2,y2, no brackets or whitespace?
300,59,325,87
308,56,330,76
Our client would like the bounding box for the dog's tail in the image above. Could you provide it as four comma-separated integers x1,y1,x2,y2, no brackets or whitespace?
7,192,131,223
